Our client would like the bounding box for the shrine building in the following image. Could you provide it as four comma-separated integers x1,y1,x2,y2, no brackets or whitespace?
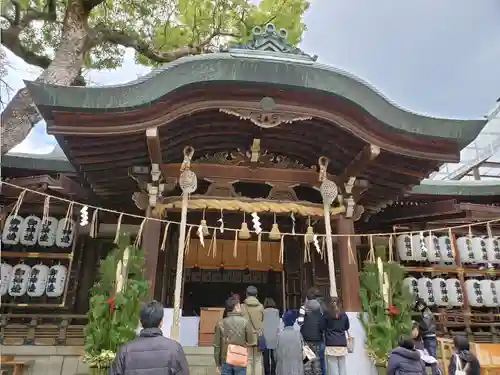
1,23,495,375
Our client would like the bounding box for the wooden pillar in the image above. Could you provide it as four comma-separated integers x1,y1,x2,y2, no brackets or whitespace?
337,215,362,312
142,207,162,299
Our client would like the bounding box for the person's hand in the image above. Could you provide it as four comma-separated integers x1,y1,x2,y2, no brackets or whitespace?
217,366,221,374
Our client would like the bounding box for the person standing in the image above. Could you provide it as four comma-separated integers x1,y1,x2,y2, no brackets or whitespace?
300,292,324,375
241,285,265,375
448,336,480,375
213,296,254,375
262,298,280,375
386,337,426,375
275,309,304,375
297,287,326,375
415,298,437,358
109,300,189,375
323,297,350,375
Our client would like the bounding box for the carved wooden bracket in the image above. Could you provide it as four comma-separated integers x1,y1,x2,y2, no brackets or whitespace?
205,178,238,197
219,107,312,128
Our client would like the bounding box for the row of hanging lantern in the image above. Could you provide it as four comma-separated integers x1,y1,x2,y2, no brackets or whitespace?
396,233,500,264
404,276,500,308
0,262,67,298
1,215,76,248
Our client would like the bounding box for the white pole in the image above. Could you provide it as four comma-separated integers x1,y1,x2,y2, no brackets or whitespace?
324,203,337,297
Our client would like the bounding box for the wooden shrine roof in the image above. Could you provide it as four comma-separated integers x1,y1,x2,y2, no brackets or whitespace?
20,24,488,215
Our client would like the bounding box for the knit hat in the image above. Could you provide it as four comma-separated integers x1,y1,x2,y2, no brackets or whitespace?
283,309,298,327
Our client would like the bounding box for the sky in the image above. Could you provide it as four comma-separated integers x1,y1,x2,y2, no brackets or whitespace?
3,0,500,155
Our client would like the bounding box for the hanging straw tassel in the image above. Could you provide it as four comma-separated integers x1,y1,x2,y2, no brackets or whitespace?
184,226,193,254
448,227,457,259
368,234,376,263
257,233,262,262
303,236,311,263
233,231,238,258
208,230,217,257
90,209,99,238
160,222,172,251
114,213,124,244
134,217,147,247
42,196,50,224
63,202,74,229
487,222,493,240
388,234,394,263
11,190,27,217
347,235,356,264
279,234,285,264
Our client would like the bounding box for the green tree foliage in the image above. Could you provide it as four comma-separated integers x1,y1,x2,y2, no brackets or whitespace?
359,261,414,366
1,0,310,71
84,236,149,366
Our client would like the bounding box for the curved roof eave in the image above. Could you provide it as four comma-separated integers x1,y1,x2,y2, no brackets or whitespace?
25,52,486,148
411,179,500,196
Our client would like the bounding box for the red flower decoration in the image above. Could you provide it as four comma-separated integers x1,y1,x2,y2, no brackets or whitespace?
388,304,400,316
107,297,115,313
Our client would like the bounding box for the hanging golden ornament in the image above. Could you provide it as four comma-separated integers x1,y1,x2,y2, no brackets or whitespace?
239,222,251,240
269,214,281,241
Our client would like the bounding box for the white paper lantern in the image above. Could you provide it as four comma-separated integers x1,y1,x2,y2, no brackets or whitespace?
425,235,441,262
491,281,500,307
1,215,24,245
446,278,464,307
45,264,67,298
397,234,413,261
495,280,500,303
465,279,484,307
411,235,428,261
472,237,488,263
8,263,31,297
480,279,498,307
19,215,42,246
403,276,419,297
431,278,449,306
417,277,435,306
487,237,500,264
27,264,50,297
38,217,58,247
438,235,455,262
457,237,475,264
56,219,76,248
0,263,13,296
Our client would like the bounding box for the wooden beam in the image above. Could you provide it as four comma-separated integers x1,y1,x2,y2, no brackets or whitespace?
162,162,324,187
146,127,163,165
339,144,380,182
376,199,460,223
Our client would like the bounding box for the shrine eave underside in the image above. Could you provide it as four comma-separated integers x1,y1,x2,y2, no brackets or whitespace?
25,53,486,149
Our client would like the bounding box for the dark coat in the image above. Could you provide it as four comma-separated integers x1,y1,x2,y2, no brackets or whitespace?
300,299,324,342
323,311,350,347
418,308,436,338
448,350,480,375
109,328,189,375
387,347,426,375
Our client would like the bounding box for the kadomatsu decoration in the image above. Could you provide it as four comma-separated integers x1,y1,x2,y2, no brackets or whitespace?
359,259,414,369
83,235,149,373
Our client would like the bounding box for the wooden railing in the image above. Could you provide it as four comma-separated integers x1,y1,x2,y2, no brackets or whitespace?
0,313,87,346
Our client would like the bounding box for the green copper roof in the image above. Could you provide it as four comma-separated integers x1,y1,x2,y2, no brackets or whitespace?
25,24,486,147
411,180,500,196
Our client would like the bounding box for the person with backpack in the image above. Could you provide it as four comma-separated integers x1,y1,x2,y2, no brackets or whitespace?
448,336,480,375
241,285,265,375
213,295,255,375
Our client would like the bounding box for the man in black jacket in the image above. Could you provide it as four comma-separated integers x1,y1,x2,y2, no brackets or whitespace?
415,298,437,359
109,300,189,375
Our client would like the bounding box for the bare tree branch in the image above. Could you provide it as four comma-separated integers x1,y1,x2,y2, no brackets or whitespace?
93,25,236,63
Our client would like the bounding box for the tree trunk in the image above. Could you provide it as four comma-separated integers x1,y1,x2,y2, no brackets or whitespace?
1,0,90,155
